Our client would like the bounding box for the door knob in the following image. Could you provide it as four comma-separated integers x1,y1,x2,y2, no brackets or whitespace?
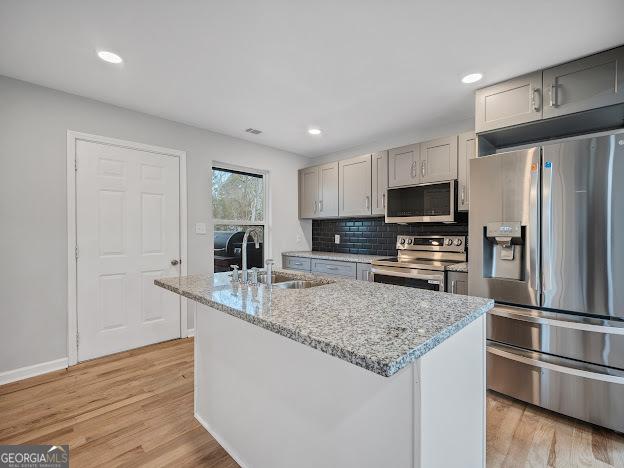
170,259,180,266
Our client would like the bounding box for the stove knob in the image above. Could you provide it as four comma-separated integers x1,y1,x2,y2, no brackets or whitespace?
455,239,463,246
407,238,413,245
399,238,406,245
446,239,453,246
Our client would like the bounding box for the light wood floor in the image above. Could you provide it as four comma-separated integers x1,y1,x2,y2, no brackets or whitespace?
1,338,623,467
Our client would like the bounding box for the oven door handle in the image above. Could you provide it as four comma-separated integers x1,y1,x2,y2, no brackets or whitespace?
371,267,443,283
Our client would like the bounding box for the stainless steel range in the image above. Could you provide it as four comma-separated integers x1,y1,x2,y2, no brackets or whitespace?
371,235,466,292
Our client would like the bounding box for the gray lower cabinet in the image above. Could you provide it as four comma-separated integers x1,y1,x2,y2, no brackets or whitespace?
457,131,476,211
282,256,311,271
447,271,468,295
542,46,624,119
419,135,458,183
356,263,373,282
311,258,357,278
475,71,543,133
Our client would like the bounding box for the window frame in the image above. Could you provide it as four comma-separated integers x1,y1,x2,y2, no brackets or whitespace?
211,162,270,262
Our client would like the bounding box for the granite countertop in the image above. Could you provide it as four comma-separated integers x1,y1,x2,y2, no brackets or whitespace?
447,262,468,273
282,250,387,264
156,270,492,377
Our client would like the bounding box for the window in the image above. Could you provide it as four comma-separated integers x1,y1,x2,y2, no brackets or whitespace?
212,166,267,273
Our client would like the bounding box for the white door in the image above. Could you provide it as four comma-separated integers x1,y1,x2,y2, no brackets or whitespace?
76,140,181,361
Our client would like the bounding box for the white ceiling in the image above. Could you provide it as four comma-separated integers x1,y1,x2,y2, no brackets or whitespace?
1,1,623,157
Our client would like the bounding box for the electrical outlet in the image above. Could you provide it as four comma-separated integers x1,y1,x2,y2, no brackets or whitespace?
195,222,207,234
335,234,340,244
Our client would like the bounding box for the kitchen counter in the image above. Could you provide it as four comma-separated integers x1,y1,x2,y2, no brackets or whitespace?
447,261,468,273
157,270,490,467
281,250,385,264
156,270,492,377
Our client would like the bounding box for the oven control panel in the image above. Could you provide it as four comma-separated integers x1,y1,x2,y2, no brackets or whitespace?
396,235,466,252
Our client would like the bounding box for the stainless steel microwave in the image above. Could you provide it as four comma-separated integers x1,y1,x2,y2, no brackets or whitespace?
385,180,456,223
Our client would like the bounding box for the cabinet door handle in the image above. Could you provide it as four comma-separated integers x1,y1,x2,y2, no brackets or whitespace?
366,270,371,281
421,161,426,177
365,196,370,210
451,280,457,294
319,200,323,212
461,186,466,205
313,201,317,213
382,193,386,209
549,83,557,107
327,266,339,271
532,87,541,112
410,161,416,178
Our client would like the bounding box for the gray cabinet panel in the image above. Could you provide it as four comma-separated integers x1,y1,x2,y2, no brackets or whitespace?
299,167,319,218
475,71,542,133
371,151,388,215
319,162,339,217
543,46,624,119
339,154,372,217
420,135,458,183
447,271,468,295
388,144,420,187
356,263,373,282
311,258,357,278
457,131,476,211
282,256,311,271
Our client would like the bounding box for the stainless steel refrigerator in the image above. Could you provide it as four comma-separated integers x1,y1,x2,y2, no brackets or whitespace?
469,129,624,433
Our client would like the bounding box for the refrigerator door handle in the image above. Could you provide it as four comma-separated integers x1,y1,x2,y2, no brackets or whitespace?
528,151,541,294
542,158,553,297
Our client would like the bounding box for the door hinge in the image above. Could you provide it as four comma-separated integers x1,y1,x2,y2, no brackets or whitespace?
76,332,79,349
75,245,79,259
74,159,78,171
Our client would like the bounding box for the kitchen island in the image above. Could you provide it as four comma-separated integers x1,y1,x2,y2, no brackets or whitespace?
156,271,493,468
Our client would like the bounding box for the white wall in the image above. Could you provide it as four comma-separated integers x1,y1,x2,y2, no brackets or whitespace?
313,119,474,164
0,75,312,374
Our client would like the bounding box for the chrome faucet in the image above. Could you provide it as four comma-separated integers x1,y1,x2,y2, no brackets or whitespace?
241,227,262,282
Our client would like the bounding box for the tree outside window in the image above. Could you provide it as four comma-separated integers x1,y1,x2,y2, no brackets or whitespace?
212,167,266,272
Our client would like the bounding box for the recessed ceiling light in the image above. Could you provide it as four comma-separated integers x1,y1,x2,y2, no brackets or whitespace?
461,73,483,84
97,50,123,64
308,128,322,135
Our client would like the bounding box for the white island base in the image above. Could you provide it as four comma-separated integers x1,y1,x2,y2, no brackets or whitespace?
194,304,485,468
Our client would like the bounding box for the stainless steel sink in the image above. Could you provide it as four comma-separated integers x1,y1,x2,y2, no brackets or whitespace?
271,280,323,289
258,273,292,284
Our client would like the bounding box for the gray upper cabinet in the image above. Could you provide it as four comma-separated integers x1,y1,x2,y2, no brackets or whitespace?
299,166,319,218
388,144,420,187
371,151,388,215
339,154,372,217
298,162,338,219
543,46,624,119
457,131,476,211
475,71,542,133
318,162,339,217
419,135,458,183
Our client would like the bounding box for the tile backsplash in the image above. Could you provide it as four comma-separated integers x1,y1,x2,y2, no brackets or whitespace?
312,213,468,257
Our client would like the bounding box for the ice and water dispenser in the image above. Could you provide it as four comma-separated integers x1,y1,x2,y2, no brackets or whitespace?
482,222,524,280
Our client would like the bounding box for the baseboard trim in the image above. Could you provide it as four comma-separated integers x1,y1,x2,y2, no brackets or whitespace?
0,358,68,386
187,328,195,337
194,412,248,468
